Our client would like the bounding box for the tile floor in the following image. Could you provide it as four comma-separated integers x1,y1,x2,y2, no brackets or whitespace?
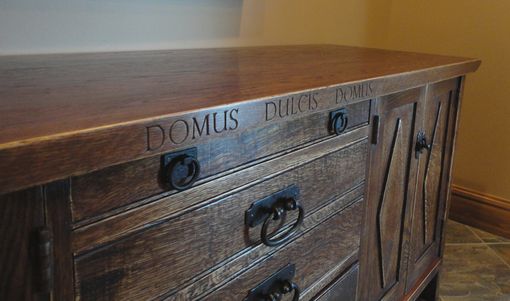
439,220,510,301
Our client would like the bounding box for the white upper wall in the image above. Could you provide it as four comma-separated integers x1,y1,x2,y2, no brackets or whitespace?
0,0,331,54
0,0,380,55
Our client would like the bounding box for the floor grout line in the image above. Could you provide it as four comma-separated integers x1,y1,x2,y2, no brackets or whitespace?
440,221,510,300
463,222,510,269
486,245,510,270
465,224,486,243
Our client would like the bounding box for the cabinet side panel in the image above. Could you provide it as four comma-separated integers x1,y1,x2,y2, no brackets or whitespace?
0,188,45,300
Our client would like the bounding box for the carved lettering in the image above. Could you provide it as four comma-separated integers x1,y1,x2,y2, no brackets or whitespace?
278,98,290,118
169,119,189,144
229,109,239,130
213,111,227,134
336,82,375,103
146,108,240,151
266,102,277,121
265,92,319,121
192,114,210,139
146,125,165,151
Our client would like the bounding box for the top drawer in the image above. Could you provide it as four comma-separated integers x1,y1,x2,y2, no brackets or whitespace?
71,100,371,223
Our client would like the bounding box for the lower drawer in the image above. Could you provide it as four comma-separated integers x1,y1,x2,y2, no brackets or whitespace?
313,264,359,301
202,199,363,301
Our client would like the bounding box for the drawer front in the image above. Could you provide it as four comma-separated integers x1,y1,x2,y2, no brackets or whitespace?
71,100,370,223
203,200,363,301
74,140,368,301
313,264,359,301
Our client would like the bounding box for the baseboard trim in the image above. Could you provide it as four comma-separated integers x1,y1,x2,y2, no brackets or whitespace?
449,185,510,239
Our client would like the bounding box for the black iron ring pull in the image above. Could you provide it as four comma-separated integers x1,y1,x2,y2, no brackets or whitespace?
167,155,201,191
333,112,348,135
265,280,300,301
330,108,349,135
261,198,304,247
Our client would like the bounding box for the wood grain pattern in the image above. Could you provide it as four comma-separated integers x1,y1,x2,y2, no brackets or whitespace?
203,200,363,301
0,187,45,300
359,87,424,301
44,180,74,301
170,185,364,301
73,141,367,300
72,127,369,253
0,45,480,194
71,100,370,223
378,117,405,288
406,79,459,290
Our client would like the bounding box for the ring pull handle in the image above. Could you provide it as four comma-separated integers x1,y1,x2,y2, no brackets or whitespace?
415,130,432,158
261,198,304,247
244,264,300,301
330,108,349,135
162,148,201,191
245,185,303,247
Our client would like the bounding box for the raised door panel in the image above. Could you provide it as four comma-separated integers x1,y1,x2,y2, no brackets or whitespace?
359,88,424,301
406,79,460,289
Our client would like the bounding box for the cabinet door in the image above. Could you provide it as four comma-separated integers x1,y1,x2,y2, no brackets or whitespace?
359,87,424,301
406,79,461,290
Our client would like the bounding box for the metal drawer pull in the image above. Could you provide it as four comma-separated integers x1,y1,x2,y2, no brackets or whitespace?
330,108,349,135
245,264,300,301
162,148,200,191
245,185,304,247
261,199,304,247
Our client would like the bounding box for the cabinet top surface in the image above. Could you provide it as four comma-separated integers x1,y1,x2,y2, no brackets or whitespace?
0,44,479,146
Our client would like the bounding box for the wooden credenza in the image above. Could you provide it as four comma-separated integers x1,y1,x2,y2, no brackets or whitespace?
0,45,479,301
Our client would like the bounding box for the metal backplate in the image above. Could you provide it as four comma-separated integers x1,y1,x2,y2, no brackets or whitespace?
244,264,296,301
245,185,300,228
161,147,198,168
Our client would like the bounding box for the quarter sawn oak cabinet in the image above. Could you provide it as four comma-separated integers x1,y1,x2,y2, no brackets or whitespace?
0,45,479,301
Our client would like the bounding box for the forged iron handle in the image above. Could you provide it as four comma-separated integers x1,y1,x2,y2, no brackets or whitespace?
261,198,304,247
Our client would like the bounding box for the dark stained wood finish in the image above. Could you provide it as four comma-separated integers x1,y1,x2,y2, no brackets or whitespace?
74,141,367,300
313,264,359,301
403,260,441,301
203,200,363,301
0,46,480,301
71,100,370,223
0,45,480,194
359,87,425,301
72,127,369,253
406,79,460,290
0,187,46,300
171,186,364,300
44,180,75,301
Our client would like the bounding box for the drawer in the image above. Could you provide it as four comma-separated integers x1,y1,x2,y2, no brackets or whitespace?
73,139,368,300
203,200,363,301
313,264,359,301
71,100,371,223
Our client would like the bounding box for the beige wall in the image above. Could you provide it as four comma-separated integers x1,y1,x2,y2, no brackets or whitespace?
0,0,379,54
1,0,507,200
378,0,510,200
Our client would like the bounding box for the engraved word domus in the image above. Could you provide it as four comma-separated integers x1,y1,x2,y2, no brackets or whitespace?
265,92,319,121
146,108,239,150
336,82,374,103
